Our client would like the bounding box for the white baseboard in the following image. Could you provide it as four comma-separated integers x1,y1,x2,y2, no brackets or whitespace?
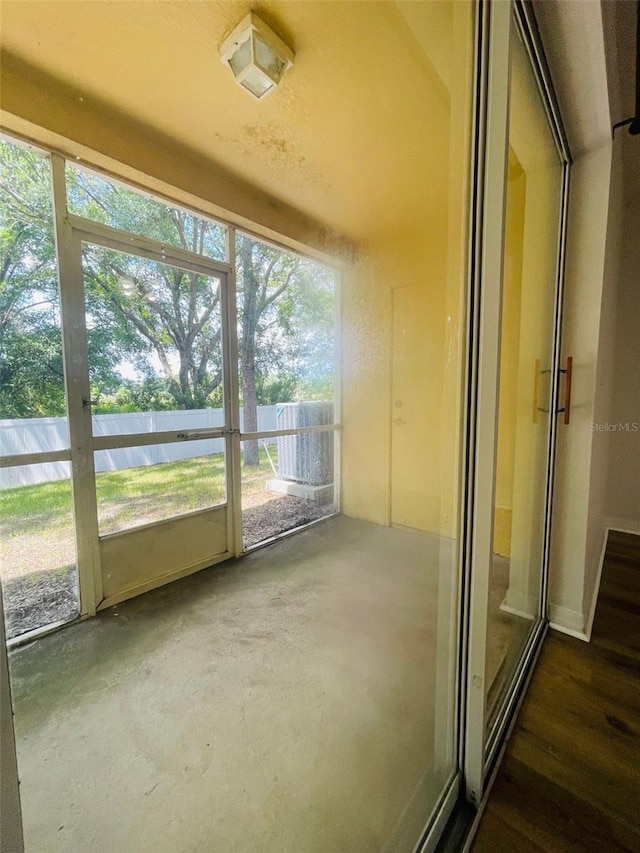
605,518,640,536
550,525,640,643
547,603,587,640
499,598,536,621
548,621,589,642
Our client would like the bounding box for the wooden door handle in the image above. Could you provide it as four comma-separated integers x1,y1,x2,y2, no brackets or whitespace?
558,356,572,425
534,357,572,424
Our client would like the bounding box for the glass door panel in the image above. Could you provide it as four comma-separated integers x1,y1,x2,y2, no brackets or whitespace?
2,0,481,847
485,23,564,728
0,136,79,638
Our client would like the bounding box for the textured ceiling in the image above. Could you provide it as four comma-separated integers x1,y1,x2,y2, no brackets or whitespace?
7,1,632,232
0,1,454,244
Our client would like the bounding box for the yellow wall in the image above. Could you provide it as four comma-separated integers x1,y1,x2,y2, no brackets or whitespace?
340,223,455,535
340,254,392,526
340,2,473,539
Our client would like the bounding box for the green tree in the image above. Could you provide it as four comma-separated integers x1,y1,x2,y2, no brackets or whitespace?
0,142,63,417
0,143,128,418
92,378,180,415
69,168,227,411
0,141,335,456
237,235,300,464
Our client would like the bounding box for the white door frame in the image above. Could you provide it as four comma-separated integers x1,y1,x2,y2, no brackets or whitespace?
51,154,239,613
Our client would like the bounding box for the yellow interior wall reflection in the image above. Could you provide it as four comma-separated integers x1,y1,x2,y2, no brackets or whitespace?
494,150,526,557
491,26,563,612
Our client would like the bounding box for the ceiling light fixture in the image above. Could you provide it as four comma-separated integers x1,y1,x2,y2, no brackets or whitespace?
219,12,294,100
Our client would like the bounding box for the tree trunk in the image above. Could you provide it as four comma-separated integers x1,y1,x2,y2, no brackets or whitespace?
240,238,260,467
242,345,260,466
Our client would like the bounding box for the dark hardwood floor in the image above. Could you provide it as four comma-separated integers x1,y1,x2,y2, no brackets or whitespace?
472,529,640,852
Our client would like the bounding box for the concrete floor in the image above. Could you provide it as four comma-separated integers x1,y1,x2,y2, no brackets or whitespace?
9,516,459,853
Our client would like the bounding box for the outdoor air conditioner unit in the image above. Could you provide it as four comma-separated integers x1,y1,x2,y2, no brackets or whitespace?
276,401,334,486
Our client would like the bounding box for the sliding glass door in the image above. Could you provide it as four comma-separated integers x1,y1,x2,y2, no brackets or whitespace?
465,1,569,802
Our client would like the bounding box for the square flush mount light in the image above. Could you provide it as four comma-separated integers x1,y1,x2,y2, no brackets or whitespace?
219,12,294,100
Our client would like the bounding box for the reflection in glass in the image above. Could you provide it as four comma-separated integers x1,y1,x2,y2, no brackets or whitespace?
486,25,563,728
95,444,227,535
0,463,78,638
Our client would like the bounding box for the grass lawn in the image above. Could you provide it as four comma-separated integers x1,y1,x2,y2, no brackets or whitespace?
96,451,229,533
0,446,276,581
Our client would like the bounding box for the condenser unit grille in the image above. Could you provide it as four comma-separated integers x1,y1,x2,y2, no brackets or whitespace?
276,401,334,486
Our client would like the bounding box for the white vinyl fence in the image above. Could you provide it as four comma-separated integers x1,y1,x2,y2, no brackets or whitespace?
0,406,277,488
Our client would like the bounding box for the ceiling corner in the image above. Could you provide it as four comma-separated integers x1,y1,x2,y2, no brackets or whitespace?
532,0,611,158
